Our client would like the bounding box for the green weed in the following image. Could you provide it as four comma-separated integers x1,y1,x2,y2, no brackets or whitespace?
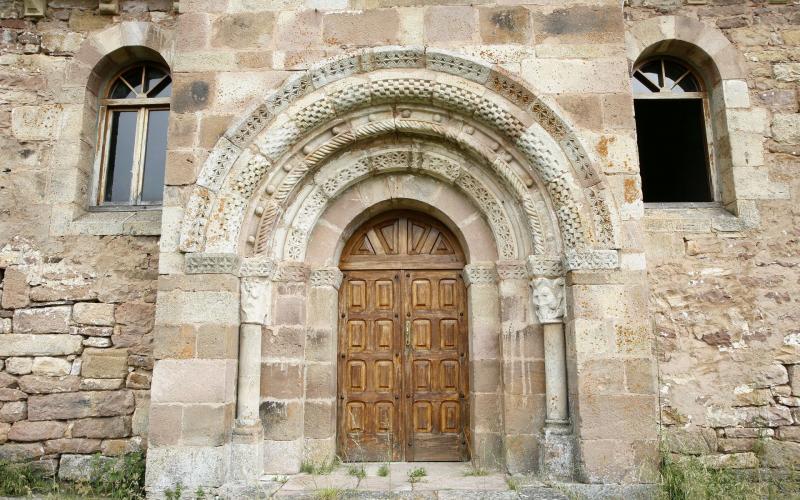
377,463,390,477
408,466,427,484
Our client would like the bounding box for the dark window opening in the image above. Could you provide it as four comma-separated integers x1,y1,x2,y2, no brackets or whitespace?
634,99,712,203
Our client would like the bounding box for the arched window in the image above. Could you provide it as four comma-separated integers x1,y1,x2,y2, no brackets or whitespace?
632,57,713,203
96,63,171,206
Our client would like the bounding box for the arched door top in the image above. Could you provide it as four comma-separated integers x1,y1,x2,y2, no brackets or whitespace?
340,211,466,270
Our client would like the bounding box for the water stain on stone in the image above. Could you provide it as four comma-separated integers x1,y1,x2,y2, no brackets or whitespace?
190,81,209,105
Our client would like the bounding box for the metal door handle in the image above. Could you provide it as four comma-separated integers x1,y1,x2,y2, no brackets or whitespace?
405,320,411,348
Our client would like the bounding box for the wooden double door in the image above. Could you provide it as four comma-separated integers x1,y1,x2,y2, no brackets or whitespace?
337,212,470,462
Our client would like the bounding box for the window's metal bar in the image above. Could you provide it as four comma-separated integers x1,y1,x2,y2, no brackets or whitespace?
670,69,692,91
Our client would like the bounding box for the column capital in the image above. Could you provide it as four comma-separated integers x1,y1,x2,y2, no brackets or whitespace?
310,267,344,289
526,255,563,278
240,279,271,325
462,263,497,287
531,277,565,324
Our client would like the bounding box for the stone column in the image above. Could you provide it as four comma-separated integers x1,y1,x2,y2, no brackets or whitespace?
531,275,574,480
230,260,274,482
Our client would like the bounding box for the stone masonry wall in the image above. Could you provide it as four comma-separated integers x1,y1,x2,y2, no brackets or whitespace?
0,0,173,479
627,1,800,470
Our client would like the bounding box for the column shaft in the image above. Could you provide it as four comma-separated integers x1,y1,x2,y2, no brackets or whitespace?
237,323,262,425
543,322,568,424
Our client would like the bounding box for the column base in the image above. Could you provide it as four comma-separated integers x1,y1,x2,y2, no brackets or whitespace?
540,424,575,481
229,423,263,482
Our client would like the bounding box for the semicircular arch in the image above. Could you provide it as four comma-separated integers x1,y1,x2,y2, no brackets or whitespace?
179,48,621,265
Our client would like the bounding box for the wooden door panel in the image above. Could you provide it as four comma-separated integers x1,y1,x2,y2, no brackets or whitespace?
404,270,468,462
339,270,403,462
338,211,468,463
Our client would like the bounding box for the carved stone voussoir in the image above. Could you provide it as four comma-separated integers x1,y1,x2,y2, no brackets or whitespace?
462,264,498,287
563,250,619,271
531,277,565,324
496,261,528,280
310,268,344,289
527,255,564,278
185,253,241,275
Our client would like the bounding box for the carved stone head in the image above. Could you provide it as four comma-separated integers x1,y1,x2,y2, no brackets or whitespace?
531,277,565,324
240,278,270,324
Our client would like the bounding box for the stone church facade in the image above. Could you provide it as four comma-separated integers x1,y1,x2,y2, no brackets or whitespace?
0,0,798,495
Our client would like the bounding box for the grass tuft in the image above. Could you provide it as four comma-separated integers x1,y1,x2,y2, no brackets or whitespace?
377,463,390,477
408,466,427,484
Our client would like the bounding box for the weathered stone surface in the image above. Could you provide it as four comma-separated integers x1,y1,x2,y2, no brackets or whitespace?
44,438,102,454
18,375,80,394
58,454,113,482
31,356,72,376
80,378,125,391
72,303,115,326
8,420,66,441
5,357,33,375
0,334,82,357
772,114,800,145
13,306,71,333
0,401,27,423
761,439,800,468
27,391,134,421
0,388,27,402
81,348,129,379
0,442,44,461
72,416,130,439
1,268,29,309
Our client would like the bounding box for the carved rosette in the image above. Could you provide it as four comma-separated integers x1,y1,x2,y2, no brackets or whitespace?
526,255,564,278
531,277,565,324
462,264,498,287
240,278,271,325
309,268,344,289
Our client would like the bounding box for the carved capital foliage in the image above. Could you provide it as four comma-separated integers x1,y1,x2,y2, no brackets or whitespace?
309,268,344,289
496,261,527,280
527,255,564,278
185,253,240,275
531,277,565,324
240,278,271,325
462,264,498,287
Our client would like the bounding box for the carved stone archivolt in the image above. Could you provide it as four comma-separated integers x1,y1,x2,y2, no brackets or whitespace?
179,48,622,269
274,146,529,262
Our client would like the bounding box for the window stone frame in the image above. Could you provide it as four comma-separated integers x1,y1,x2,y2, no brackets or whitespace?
627,15,788,233
51,22,174,237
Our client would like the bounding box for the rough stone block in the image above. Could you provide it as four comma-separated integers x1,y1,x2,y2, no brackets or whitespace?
8,420,66,441
10,105,60,141
0,442,44,461
0,388,27,402
212,12,274,49
263,439,302,474
0,334,82,357
18,375,80,394
1,268,29,309
13,306,71,334
58,454,113,482
148,404,182,447
44,438,102,455
72,303,115,326
72,416,130,439
0,401,27,423
425,6,475,44
31,357,71,376
5,357,33,375
27,391,134,421
82,348,129,379
772,114,800,144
